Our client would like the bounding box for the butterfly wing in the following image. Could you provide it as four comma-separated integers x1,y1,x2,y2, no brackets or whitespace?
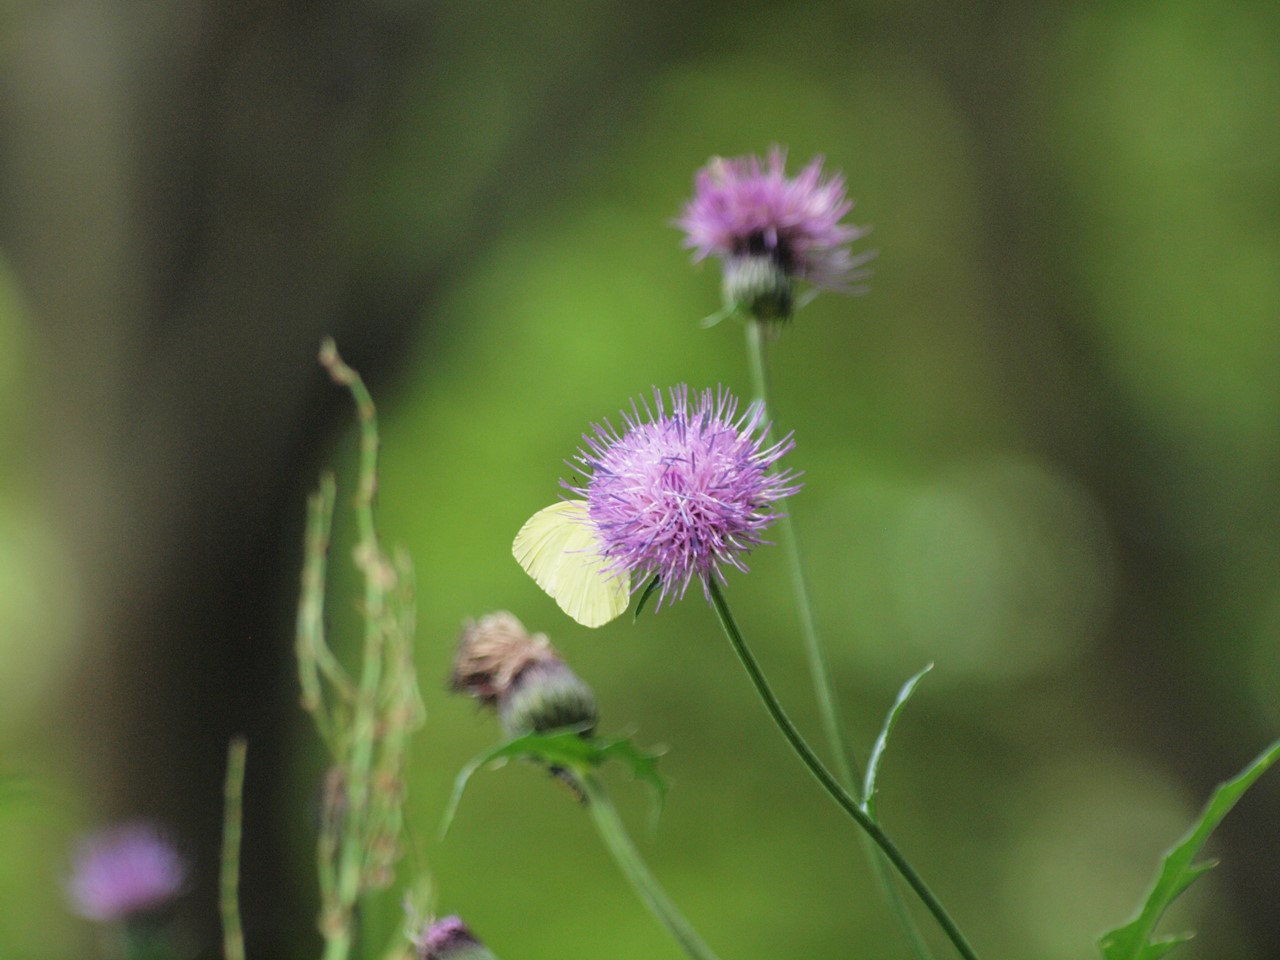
512,500,630,628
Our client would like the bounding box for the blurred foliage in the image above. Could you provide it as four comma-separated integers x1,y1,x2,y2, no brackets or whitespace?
2,0,1279,959
0,256,85,958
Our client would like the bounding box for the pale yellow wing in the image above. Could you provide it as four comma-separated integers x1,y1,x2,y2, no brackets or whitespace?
512,500,630,628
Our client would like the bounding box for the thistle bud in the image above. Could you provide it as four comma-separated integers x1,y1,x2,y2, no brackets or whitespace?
451,612,597,736
414,916,498,960
451,611,552,706
722,253,793,322
498,658,598,738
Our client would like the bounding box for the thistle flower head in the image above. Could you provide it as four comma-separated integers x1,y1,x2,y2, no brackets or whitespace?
677,147,872,320
451,611,555,707
498,659,598,737
452,612,598,736
413,915,498,960
66,821,186,922
567,385,800,608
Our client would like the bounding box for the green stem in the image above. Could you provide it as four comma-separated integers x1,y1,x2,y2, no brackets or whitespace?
744,320,854,789
319,339,390,960
220,738,247,960
744,319,934,960
579,774,722,960
867,836,936,960
706,578,980,960
296,473,348,751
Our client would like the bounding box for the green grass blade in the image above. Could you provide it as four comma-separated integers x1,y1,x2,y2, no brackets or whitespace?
1098,738,1280,960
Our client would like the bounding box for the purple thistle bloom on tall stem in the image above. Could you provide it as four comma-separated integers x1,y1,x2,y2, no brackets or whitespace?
567,385,800,609
66,821,186,922
677,147,872,320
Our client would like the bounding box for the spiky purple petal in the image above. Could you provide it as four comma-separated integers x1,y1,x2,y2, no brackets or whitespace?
567,386,800,609
677,147,872,292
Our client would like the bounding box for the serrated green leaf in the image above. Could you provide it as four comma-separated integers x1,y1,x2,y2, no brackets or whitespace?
862,664,932,820
440,729,667,837
1098,738,1280,960
594,733,669,830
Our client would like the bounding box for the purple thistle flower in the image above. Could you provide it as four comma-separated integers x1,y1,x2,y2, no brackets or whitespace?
677,147,872,320
567,385,801,609
414,915,498,960
66,821,186,922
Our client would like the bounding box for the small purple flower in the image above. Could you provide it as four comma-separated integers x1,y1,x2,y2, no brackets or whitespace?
677,147,872,320
414,915,498,960
568,385,800,608
66,821,186,922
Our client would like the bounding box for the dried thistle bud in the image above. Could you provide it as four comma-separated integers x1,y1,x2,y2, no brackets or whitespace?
451,611,555,705
451,612,597,736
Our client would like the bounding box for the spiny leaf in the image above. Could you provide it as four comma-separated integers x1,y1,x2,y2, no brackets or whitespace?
1098,738,1280,960
594,732,669,829
441,729,667,837
862,664,932,820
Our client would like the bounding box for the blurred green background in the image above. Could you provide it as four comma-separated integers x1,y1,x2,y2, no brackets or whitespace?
1,1,1279,958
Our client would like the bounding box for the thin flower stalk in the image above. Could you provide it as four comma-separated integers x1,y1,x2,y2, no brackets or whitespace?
579,773,722,960
705,578,980,960
305,339,426,960
746,322,932,959
296,472,352,752
744,320,854,789
449,613,718,960
220,738,247,960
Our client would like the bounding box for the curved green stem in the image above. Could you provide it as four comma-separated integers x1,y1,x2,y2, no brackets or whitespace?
706,578,980,960
745,319,934,960
744,320,854,788
579,773,722,960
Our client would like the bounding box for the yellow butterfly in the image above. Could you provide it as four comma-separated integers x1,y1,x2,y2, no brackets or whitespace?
512,500,630,628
